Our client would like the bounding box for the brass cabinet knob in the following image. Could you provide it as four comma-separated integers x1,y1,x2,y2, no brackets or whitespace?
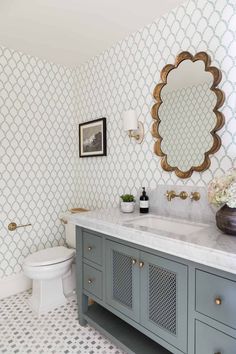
88,279,93,284
132,259,137,265
215,297,222,305
139,261,144,268
88,246,92,251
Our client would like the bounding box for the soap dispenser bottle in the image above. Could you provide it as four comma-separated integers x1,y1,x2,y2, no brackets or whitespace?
140,187,149,213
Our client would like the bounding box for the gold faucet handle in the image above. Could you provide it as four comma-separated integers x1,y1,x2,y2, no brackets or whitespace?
165,190,175,201
190,192,201,201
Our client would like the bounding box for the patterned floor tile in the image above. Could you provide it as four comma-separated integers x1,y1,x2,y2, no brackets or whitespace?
0,292,126,354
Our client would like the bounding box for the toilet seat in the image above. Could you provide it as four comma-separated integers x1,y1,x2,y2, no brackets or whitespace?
24,246,75,267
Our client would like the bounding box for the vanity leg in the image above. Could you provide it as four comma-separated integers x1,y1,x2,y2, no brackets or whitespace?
78,294,88,326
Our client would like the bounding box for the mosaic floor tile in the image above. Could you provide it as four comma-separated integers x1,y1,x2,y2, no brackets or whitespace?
0,292,126,354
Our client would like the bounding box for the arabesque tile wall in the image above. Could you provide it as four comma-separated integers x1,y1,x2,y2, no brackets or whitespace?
0,47,78,278
75,0,236,209
1,0,236,279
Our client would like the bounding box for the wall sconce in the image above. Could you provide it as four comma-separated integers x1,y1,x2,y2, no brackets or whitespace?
123,109,144,144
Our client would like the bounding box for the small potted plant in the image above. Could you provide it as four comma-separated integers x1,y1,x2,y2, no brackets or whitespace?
208,168,236,235
120,194,135,213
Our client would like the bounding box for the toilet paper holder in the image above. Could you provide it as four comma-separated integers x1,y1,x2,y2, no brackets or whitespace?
8,222,32,231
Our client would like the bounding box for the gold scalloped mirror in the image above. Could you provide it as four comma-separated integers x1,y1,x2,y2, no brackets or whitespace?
151,51,225,178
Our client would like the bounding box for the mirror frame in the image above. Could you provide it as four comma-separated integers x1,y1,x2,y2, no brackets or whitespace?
151,51,225,178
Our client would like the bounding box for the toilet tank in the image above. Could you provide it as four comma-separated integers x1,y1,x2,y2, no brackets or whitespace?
63,209,89,248
65,222,76,248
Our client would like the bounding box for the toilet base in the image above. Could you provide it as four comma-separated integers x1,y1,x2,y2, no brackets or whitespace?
29,277,67,314
63,262,76,296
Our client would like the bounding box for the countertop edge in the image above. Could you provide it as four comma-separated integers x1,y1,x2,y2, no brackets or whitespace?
70,212,236,275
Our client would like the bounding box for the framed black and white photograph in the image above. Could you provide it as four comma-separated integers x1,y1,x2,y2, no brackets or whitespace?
79,118,107,157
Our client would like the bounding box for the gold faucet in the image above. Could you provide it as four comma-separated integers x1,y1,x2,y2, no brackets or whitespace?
165,190,188,202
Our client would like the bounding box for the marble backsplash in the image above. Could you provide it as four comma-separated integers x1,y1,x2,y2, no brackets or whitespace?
142,185,215,224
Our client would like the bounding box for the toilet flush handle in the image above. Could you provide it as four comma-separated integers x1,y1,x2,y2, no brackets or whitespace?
59,218,68,224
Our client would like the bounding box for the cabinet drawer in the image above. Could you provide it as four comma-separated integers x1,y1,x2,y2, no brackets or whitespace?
83,231,102,265
83,264,102,299
195,270,236,329
195,321,236,354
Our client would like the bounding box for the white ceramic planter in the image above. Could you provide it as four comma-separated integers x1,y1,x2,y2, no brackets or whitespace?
120,201,135,213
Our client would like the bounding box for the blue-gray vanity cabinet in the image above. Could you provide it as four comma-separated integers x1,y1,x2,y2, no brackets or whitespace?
76,226,236,354
195,320,236,354
140,251,188,353
105,240,140,322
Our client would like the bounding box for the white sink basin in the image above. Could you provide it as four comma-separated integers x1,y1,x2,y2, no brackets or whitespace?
126,216,206,236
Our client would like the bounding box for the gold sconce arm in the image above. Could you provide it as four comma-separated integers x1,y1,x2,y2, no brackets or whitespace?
128,130,140,140
8,222,32,231
128,128,143,140
128,121,144,144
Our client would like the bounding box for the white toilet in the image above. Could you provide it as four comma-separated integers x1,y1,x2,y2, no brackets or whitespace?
23,220,76,314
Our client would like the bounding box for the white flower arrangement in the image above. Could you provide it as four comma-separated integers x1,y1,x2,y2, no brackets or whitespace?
208,169,236,208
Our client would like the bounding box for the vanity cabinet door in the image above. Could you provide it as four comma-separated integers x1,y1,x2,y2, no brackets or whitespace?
105,240,140,322
140,251,188,353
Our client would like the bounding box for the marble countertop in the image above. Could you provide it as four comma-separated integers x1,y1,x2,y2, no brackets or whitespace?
69,208,236,275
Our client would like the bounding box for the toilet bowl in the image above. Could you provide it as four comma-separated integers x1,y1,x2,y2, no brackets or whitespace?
23,246,75,314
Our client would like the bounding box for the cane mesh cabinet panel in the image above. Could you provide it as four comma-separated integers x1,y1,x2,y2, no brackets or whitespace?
140,252,188,353
112,250,133,308
105,240,140,322
149,264,177,334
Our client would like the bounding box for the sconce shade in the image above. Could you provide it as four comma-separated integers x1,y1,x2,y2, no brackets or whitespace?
123,109,138,131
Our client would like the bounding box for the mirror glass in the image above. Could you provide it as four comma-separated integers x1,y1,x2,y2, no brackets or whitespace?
152,52,224,178
159,60,215,172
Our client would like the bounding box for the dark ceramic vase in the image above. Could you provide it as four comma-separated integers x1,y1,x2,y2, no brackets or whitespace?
216,205,236,236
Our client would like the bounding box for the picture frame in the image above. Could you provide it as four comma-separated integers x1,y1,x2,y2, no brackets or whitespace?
79,117,107,157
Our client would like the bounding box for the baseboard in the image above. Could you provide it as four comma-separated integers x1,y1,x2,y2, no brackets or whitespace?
0,272,32,299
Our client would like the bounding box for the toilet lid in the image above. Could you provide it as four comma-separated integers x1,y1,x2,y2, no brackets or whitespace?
24,246,75,267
